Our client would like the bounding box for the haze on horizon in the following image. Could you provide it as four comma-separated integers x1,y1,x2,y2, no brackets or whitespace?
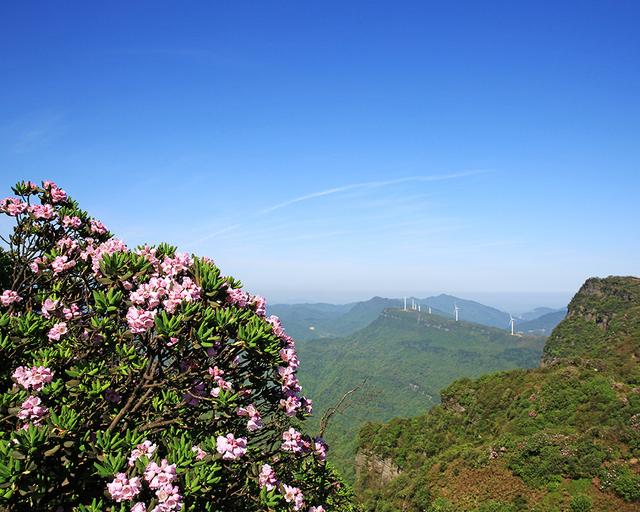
0,2,638,311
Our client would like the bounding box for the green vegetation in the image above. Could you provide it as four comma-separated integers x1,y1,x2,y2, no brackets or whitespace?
355,276,640,511
297,310,545,481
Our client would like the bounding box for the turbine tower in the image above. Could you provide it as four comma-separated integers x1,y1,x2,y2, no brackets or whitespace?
454,303,459,322
404,297,407,311
509,314,516,336
428,306,432,314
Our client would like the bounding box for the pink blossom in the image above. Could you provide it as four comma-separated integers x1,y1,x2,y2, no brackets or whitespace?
279,348,299,370
128,440,158,466
90,238,127,273
226,288,249,307
29,204,55,219
258,464,277,491
56,237,78,253
63,303,80,320
48,322,67,341
0,290,22,307
17,396,48,422
106,473,142,502
44,182,67,203
237,404,263,431
12,366,54,391
144,459,177,490
314,438,328,462
89,218,108,234
41,298,58,318
281,428,305,453
51,255,76,274
62,215,82,228
216,433,247,460
30,257,43,273
280,393,302,417
154,484,182,511
131,503,147,512
191,445,207,460
309,507,326,512
252,295,267,317
126,307,156,334
0,197,28,216
282,484,305,510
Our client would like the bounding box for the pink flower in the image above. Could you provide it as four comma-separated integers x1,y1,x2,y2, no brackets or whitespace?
144,459,177,490
63,303,80,320
43,181,67,203
106,473,142,502
309,507,326,512
41,298,58,318
18,396,48,422
281,428,305,453
237,404,263,431
258,464,277,491
314,438,328,462
0,197,28,216
128,440,158,466
226,288,249,307
126,307,156,334
282,484,305,510
154,484,182,510
30,257,43,273
280,393,302,417
0,290,22,307
252,295,267,317
29,204,55,219
51,255,76,274
216,433,247,460
48,322,67,341
191,445,207,460
12,366,54,391
62,215,82,228
89,219,107,234
131,503,147,512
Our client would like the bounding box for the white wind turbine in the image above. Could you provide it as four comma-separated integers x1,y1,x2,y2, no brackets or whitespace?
454,303,460,322
509,314,516,336
404,297,407,311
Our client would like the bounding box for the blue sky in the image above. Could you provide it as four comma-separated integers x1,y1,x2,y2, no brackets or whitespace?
0,1,638,310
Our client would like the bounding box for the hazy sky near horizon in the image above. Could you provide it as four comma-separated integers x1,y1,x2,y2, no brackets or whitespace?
0,2,638,308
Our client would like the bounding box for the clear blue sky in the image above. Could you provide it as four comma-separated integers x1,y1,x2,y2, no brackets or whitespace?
0,1,638,310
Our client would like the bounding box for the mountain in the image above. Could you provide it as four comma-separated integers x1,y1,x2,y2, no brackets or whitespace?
297,309,545,482
519,306,563,322
418,294,512,329
518,309,566,336
355,276,640,511
272,294,546,342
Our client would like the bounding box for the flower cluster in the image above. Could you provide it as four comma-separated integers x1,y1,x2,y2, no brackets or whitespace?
0,180,349,511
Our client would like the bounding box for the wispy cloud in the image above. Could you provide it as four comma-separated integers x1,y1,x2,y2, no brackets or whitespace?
190,224,241,246
5,111,66,154
258,170,489,214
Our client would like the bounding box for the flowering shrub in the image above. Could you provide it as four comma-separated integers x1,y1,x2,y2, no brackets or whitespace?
0,181,355,511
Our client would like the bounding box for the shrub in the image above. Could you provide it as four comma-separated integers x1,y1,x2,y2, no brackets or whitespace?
569,495,592,512
0,181,354,511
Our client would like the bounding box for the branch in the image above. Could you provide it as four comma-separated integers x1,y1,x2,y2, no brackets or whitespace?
319,378,366,438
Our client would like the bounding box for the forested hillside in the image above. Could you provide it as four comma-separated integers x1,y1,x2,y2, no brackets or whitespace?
297,310,545,481
356,276,640,511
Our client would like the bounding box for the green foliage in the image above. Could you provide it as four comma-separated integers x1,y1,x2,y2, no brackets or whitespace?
569,495,592,512
355,276,640,511
298,310,545,481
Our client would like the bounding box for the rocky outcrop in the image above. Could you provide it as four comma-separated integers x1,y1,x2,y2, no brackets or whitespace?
355,450,401,490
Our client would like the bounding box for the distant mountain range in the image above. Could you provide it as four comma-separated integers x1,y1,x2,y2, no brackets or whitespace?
297,308,546,482
270,294,566,340
355,276,640,511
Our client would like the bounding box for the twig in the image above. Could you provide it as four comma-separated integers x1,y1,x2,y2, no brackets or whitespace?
319,378,366,438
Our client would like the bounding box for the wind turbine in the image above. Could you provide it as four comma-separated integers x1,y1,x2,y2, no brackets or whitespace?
454,303,459,322
428,306,432,315
404,297,407,311
509,314,516,336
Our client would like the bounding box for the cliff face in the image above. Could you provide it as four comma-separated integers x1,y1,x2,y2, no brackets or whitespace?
542,276,640,378
355,276,640,511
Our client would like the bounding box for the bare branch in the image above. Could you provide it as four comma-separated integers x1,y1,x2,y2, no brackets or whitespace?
319,378,367,438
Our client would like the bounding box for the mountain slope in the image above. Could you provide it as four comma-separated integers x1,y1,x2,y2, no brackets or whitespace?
297,310,545,482
419,294,512,328
356,276,640,511
518,309,566,335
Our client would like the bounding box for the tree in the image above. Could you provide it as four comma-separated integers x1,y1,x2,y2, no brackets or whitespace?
0,180,355,512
